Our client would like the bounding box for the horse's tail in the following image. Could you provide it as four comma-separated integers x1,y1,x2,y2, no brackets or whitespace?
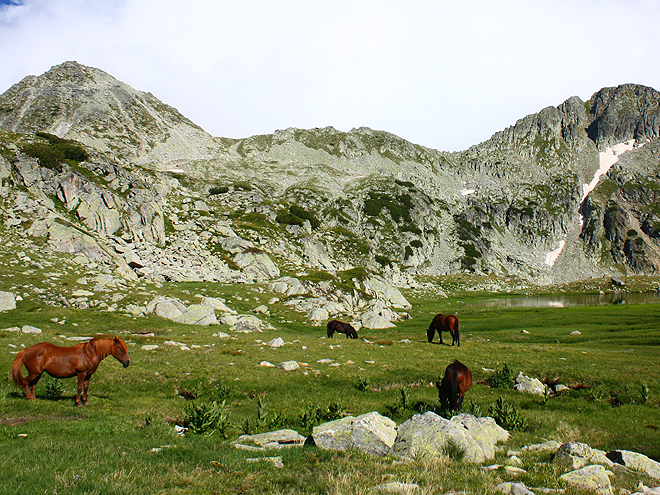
453,317,460,346
11,350,26,388
427,321,435,343
449,366,460,410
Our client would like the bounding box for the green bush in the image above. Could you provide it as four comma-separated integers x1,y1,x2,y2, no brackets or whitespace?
289,204,320,229
21,142,64,169
22,132,89,168
276,211,304,226
209,186,229,195
375,254,392,267
486,363,515,389
182,400,232,437
489,396,528,431
44,378,64,400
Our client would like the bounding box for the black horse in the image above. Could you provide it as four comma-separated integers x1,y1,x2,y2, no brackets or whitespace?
326,320,358,339
427,313,460,346
437,360,472,412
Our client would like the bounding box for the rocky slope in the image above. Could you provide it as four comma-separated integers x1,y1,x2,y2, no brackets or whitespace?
1,61,659,320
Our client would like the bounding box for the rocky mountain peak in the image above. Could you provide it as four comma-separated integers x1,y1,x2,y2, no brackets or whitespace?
0,61,221,167
587,83,660,150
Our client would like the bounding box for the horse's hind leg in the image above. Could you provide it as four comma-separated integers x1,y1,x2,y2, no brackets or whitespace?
75,373,86,406
82,375,92,405
25,372,42,400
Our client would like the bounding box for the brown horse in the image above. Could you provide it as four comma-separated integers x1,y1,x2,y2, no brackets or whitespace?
11,337,130,406
427,313,460,346
437,360,472,412
327,320,358,339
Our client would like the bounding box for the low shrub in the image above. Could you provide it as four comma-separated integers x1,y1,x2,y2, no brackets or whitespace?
487,363,515,389
489,396,527,431
182,400,232,437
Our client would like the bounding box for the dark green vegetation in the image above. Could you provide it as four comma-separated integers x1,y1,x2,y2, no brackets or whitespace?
2,287,660,494
21,132,89,169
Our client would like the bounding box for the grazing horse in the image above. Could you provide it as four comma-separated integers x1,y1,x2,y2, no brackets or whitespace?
427,313,460,346
437,360,472,412
326,320,358,339
11,337,130,406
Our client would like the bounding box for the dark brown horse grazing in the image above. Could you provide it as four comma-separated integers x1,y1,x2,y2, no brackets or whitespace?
427,313,460,346
11,337,130,406
437,360,472,412
326,320,358,339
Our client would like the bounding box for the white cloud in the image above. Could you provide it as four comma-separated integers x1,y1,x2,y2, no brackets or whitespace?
1,0,660,151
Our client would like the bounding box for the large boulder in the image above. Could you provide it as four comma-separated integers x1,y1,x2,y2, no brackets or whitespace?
514,372,547,396
390,412,509,463
310,411,397,456
302,237,335,271
363,276,412,310
174,304,219,325
268,276,308,296
201,297,236,314
559,465,613,495
361,310,396,329
606,450,660,481
0,291,16,311
147,296,186,320
234,250,280,281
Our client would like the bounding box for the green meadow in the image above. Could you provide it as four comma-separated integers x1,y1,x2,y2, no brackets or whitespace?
1,281,660,494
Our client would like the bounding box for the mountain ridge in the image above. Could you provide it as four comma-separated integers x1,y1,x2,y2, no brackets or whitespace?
1,61,659,302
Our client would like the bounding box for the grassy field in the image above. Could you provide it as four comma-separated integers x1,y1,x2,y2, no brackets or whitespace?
1,282,660,494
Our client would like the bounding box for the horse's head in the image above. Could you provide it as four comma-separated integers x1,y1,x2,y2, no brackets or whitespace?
112,337,130,368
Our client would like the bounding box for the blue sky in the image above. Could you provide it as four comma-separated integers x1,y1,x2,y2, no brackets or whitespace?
1,0,660,151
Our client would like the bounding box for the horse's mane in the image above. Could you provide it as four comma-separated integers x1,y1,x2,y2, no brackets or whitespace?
89,337,121,358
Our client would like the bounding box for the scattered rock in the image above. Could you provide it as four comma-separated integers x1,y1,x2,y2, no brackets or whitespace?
277,361,300,371
494,482,536,495
245,456,284,468
371,481,420,493
267,337,285,348
141,345,159,351
522,440,562,454
515,372,547,396
554,442,613,470
237,429,305,449
0,291,16,311
21,325,43,334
